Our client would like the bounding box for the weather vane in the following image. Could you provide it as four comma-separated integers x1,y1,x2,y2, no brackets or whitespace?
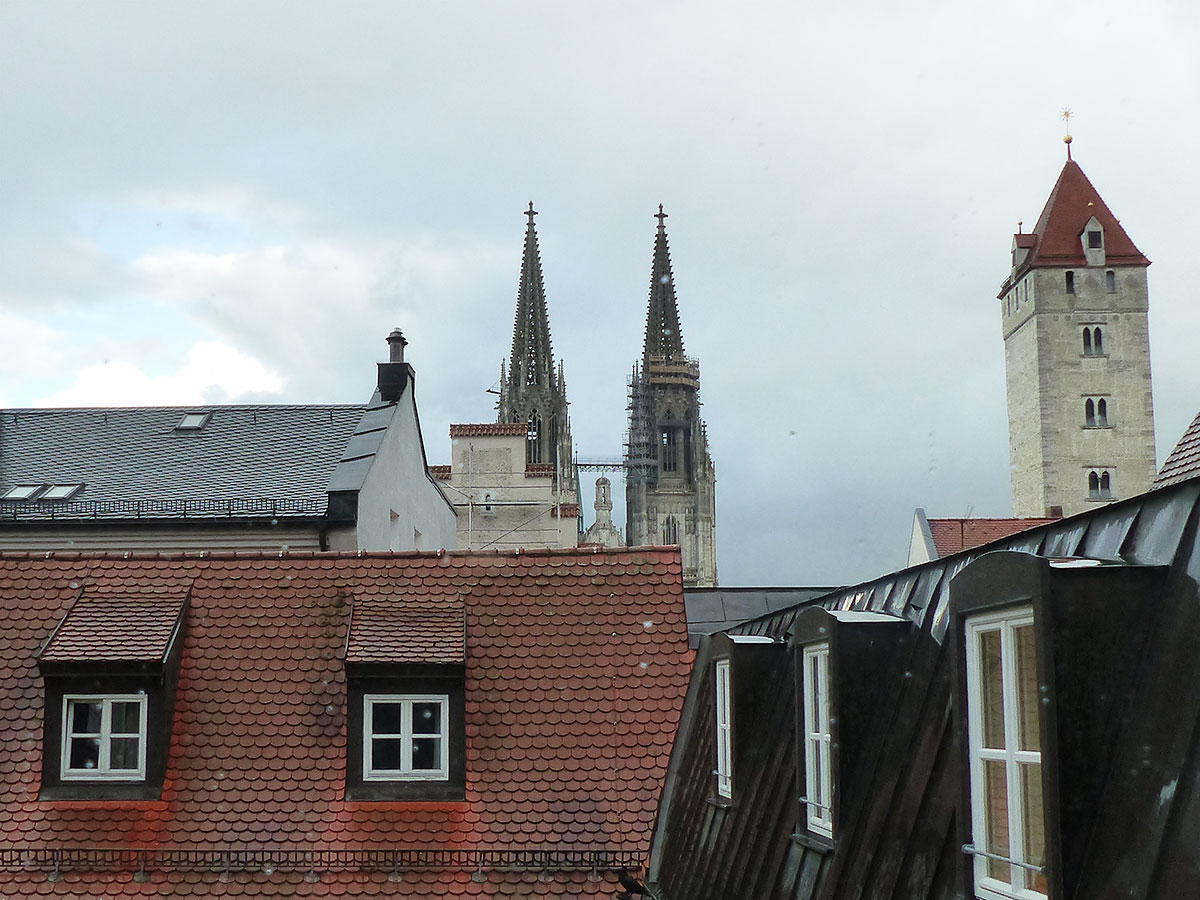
1061,107,1073,160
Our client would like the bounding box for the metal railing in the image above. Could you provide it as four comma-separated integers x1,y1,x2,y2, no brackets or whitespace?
0,498,325,521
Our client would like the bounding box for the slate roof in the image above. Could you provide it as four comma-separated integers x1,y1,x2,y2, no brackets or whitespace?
926,515,1061,557
651,478,1200,900
0,405,364,519
1155,409,1200,488
0,547,692,897
1018,159,1149,271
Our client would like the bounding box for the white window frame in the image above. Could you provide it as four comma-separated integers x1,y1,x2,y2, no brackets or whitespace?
714,659,733,798
964,608,1047,900
363,694,449,781
803,642,834,837
60,694,148,781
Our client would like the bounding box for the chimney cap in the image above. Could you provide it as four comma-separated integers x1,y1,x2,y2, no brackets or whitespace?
386,329,408,364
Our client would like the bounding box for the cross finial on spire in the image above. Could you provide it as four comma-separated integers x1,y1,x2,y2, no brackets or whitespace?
525,201,537,224
1061,108,1073,160
655,204,668,228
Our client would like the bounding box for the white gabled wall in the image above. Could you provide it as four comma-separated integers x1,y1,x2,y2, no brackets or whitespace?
353,388,456,552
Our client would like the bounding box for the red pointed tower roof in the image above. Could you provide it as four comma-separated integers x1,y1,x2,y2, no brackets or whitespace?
1022,159,1149,269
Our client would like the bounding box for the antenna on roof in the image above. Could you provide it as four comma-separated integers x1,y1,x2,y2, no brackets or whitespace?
1061,107,1073,161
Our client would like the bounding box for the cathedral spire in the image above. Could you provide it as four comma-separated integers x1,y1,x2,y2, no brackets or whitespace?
508,202,557,392
643,204,686,366
497,204,574,489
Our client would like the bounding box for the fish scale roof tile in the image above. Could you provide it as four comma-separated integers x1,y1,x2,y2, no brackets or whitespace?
0,548,688,897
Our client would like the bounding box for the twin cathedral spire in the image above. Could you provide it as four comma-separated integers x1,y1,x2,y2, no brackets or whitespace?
495,204,718,586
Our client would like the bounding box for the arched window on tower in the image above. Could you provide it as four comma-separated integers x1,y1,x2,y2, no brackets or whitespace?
1105,270,1116,292
1093,327,1104,355
1082,329,1092,355
1085,399,1096,427
1097,398,1108,427
662,515,679,545
1088,470,1113,500
527,413,542,465
1066,271,1076,294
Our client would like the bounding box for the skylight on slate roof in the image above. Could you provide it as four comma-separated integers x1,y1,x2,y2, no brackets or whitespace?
175,412,210,431
1,485,43,501
40,484,84,501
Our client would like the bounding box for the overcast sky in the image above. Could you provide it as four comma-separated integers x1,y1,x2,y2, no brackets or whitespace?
2,2,1198,586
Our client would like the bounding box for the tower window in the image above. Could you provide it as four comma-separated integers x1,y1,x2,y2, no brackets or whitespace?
661,428,679,473
1088,470,1113,500
527,413,542,465
1065,271,1075,294
663,514,679,545
1087,230,1102,249
1105,270,1116,292
1084,398,1109,428
1082,326,1104,356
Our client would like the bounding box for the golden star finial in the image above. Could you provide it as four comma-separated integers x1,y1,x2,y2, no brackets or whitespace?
1061,107,1074,159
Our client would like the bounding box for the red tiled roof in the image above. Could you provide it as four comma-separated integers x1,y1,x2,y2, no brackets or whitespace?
1155,410,1200,488
38,586,190,664
428,465,451,480
0,548,690,895
345,594,466,664
1019,159,1149,270
449,424,529,437
927,516,1061,557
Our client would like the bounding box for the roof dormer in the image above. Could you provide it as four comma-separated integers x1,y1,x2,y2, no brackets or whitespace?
1081,215,1106,267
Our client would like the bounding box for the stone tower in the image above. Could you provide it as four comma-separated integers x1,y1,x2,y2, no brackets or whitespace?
626,206,717,586
1000,145,1156,517
497,203,577,500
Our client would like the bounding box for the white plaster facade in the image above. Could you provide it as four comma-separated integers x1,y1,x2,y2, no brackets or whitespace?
436,425,579,551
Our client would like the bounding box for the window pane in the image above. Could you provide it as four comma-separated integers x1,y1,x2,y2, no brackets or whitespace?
412,702,442,735
1015,624,1040,752
371,737,402,771
111,701,141,735
412,737,440,770
371,702,402,735
1020,762,1047,891
110,737,140,770
984,759,1010,881
71,701,103,734
69,737,100,770
979,630,1005,748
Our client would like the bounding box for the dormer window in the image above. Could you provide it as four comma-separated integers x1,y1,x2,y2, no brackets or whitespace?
714,659,733,799
61,695,147,780
789,608,910,848
1087,230,1102,249
344,594,466,800
37,585,189,799
364,694,449,780
801,643,833,838
963,607,1048,898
